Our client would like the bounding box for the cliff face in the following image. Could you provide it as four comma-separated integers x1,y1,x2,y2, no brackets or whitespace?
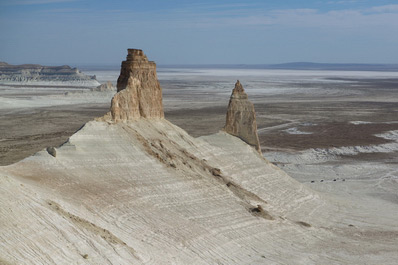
224,80,261,153
112,49,164,120
110,77,142,121
0,62,99,86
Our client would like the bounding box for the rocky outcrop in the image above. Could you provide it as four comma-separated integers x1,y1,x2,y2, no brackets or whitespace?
0,62,99,86
108,49,164,121
110,77,142,121
224,80,261,153
46,147,57,157
91,81,116,92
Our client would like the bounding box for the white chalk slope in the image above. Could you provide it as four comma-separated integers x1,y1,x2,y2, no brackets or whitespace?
1,119,397,264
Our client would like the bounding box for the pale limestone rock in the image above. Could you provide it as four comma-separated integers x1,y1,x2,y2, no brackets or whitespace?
110,77,141,122
224,80,261,153
91,81,116,92
113,49,164,120
0,119,333,264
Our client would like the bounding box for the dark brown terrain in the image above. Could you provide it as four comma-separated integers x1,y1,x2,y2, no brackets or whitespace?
0,73,397,165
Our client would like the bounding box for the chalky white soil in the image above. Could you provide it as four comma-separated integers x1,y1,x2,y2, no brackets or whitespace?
1,119,397,264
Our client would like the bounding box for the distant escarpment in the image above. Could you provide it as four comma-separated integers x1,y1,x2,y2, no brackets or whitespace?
224,80,261,153
104,49,164,122
0,62,100,87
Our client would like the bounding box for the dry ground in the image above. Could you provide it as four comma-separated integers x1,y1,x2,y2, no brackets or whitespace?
1,76,398,165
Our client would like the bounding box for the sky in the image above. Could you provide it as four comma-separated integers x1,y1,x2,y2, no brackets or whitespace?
1,0,398,66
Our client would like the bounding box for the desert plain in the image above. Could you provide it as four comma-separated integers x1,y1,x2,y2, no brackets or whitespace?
0,65,397,264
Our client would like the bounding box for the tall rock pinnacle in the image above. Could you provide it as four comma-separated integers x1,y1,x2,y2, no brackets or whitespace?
224,80,261,153
110,49,164,121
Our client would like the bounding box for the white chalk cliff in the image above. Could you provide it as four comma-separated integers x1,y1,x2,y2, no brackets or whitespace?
0,50,397,264
0,62,100,87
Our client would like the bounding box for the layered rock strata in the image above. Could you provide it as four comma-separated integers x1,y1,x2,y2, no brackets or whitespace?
110,77,142,121
111,49,163,121
224,80,261,153
0,62,99,86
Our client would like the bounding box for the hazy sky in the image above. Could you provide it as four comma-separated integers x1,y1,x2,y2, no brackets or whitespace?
1,0,398,65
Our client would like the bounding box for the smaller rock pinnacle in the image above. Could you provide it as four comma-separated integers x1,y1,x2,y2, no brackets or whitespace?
224,81,261,153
